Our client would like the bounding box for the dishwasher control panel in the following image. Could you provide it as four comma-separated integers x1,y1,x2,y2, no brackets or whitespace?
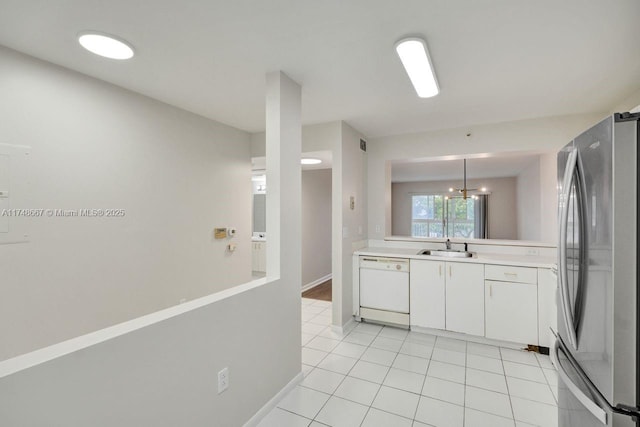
359,256,410,272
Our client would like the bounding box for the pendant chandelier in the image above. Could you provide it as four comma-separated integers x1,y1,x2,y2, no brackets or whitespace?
447,159,487,200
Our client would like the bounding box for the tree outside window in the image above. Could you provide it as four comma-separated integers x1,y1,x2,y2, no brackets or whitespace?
411,194,475,238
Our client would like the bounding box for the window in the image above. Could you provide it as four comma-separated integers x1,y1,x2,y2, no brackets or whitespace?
411,194,479,238
411,194,444,237
447,197,475,238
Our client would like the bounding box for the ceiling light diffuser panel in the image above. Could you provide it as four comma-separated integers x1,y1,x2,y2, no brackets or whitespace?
395,37,439,98
78,32,134,60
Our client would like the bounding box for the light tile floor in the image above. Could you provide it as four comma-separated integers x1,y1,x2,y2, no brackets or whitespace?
258,298,559,427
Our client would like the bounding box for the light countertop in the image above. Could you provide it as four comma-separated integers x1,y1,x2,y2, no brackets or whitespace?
354,247,556,269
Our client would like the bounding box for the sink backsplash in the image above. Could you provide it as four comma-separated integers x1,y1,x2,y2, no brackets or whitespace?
372,237,557,258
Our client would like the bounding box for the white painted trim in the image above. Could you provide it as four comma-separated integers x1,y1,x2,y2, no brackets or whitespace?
0,276,278,378
243,371,304,427
301,274,331,292
360,307,410,326
331,317,356,335
409,326,527,350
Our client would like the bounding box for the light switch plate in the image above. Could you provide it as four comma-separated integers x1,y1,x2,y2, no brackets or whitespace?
218,367,229,394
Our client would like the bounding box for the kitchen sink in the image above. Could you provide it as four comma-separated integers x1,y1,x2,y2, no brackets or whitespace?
417,249,473,258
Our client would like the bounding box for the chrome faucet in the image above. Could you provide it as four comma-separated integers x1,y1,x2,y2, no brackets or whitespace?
445,239,451,250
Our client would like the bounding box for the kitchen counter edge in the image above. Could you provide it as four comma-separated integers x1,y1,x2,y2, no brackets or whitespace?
354,247,556,269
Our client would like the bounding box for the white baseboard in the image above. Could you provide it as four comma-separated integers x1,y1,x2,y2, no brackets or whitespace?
243,371,304,427
331,317,356,335
301,274,331,293
409,326,527,350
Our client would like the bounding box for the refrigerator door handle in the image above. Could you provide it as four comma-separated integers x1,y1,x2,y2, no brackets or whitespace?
558,148,579,350
551,337,608,425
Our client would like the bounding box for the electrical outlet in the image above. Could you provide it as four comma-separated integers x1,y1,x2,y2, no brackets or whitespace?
218,367,229,394
375,224,381,233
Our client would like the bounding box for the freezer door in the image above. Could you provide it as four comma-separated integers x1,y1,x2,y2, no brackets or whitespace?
553,337,612,427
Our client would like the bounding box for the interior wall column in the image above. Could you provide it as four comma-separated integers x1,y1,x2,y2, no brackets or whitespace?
265,71,302,289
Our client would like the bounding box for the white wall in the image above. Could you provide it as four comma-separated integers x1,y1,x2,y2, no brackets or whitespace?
302,169,332,287
0,280,300,427
516,158,542,240
514,153,558,243
0,46,252,360
251,121,368,328
0,66,303,427
538,152,558,243
250,122,341,157
335,122,367,326
367,113,605,241
392,177,517,239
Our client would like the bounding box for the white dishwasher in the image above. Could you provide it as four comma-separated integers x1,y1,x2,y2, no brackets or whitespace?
359,256,410,326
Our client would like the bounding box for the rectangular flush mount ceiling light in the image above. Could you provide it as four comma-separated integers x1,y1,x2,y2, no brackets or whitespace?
395,37,439,98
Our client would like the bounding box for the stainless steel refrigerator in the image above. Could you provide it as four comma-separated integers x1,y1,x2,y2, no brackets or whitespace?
554,112,640,426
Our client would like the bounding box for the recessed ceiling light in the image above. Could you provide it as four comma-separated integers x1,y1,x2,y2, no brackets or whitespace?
78,32,134,60
301,158,322,165
395,37,439,98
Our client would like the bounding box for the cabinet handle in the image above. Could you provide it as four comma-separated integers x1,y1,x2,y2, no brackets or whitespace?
504,272,517,277
489,284,493,297
439,265,442,276
449,265,452,277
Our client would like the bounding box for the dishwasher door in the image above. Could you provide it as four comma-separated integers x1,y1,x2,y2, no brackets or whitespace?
359,257,410,313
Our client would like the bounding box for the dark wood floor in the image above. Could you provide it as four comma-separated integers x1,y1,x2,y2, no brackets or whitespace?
302,279,332,301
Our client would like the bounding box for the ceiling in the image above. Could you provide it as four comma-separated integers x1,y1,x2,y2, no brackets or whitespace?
0,1,638,138
391,152,543,182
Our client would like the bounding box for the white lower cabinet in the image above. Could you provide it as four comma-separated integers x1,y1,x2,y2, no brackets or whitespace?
410,260,445,329
445,262,485,336
408,259,553,347
537,268,557,347
252,241,266,272
410,260,484,335
485,279,538,344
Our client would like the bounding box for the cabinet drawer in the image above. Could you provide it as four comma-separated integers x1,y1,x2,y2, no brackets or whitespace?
485,264,537,284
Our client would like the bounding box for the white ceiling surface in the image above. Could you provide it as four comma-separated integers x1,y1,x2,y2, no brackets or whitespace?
0,1,639,138
392,153,542,182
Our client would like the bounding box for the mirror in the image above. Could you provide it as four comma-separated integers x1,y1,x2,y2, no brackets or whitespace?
252,174,266,235
391,151,557,242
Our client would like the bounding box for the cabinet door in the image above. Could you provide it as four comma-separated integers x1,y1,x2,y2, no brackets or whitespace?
485,280,538,344
258,242,267,272
537,268,557,347
445,262,485,336
410,260,445,329
251,243,259,271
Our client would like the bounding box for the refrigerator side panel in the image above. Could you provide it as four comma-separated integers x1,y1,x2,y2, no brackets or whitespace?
612,118,637,415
